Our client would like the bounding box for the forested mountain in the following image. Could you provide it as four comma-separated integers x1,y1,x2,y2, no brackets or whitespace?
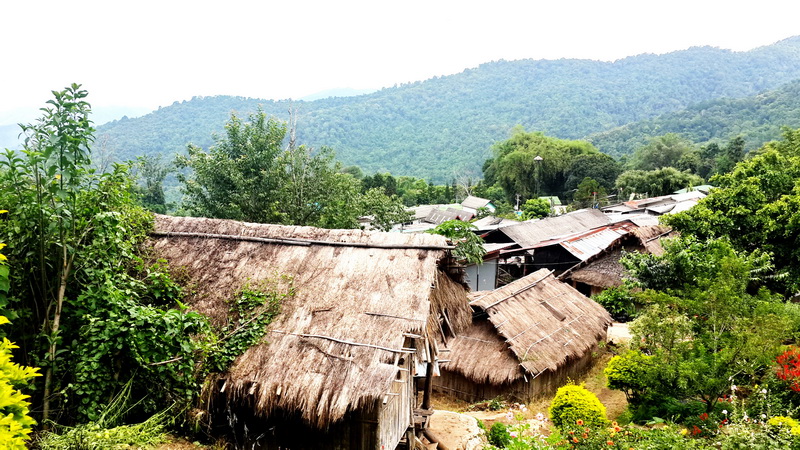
96,36,800,182
588,79,800,157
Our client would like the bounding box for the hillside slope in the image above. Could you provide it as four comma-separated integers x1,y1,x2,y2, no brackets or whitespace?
588,79,800,157
96,36,800,182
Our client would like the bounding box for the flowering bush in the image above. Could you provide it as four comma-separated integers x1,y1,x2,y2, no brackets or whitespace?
776,348,800,392
549,383,609,430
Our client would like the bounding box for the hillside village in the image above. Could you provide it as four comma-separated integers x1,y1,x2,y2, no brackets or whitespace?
4,47,800,450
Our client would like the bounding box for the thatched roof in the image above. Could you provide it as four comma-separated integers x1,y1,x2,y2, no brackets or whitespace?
568,250,626,288
442,319,521,384
630,225,674,256
150,215,471,427
500,209,611,248
467,269,611,380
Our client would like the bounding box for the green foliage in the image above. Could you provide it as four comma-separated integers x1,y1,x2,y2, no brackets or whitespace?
0,314,39,449
615,167,704,198
663,127,800,294
628,133,697,171
484,128,601,202
572,177,608,209
486,421,511,448
37,382,169,450
620,237,797,416
427,220,486,264
176,110,287,223
590,79,800,159
130,155,171,214
177,111,410,231
604,350,656,403
0,85,211,423
206,278,290,374
548,383,609,430
96,39,800,183
592,283,636,321
564,153,621,193
520,198,550,220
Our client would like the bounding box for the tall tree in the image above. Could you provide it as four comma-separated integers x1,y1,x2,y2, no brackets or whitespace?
615,167,703,198
483,127,601,203
628,133,696,171
176,110,286,223
663,128,800,294
0,86,207,424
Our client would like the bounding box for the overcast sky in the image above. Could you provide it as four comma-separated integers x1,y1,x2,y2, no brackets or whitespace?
2,0,799,125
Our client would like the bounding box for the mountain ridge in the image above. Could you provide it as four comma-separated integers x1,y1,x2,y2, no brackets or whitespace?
94,36,800,182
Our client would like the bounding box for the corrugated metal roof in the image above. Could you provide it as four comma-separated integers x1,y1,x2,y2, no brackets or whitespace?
461,195,493,210
500,209,612,248
534,223,635,262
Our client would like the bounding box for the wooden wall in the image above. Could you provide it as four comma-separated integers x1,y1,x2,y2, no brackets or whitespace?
433,345,599,403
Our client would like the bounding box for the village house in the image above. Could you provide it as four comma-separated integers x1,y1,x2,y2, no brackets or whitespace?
434,269,612,402
150,215,471,450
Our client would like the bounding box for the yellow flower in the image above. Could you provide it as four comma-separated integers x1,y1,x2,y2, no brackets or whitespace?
680,428,688,435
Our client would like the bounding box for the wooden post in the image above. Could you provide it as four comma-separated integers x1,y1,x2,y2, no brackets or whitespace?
421,360,434,410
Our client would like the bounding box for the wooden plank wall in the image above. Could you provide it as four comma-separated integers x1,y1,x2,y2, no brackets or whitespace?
433,346,599,403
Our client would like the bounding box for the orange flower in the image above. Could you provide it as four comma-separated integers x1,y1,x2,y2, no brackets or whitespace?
614,426,622,432
612,421,619,427
582,433,588,439
576,419,584,425
573,437,580,443
607,441,614,446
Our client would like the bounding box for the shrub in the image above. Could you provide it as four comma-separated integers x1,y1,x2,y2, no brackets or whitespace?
593,284,637,322
548,383,609,430
604,350,655,403
486,421,511,448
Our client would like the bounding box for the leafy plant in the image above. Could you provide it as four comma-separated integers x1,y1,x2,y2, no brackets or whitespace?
548,383,609,430
486,421,511,448
0,313,39,448
427,220,486,264
592,283,637,322
206,277,291,374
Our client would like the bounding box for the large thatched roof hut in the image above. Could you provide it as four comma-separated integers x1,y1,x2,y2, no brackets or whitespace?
151,215,471,449
433,269,611,403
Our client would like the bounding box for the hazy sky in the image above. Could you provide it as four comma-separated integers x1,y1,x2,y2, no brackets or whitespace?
2,0,799,124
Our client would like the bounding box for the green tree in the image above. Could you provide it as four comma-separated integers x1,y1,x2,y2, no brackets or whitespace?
615,167,704,198
131,155,170,213
178,112,410,231
619,237,798,414
483,127,601,202
663,128,800,294
427,220,486,264
0,86,208,423
572,177,608,209
177,110,286,223
520,198,550,220
628,133,696,171
564,153,622,192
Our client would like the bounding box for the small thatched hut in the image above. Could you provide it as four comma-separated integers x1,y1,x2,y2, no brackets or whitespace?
433,269,611,403
151,215,471,450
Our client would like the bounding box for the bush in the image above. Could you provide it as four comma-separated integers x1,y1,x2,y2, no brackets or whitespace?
593,284,637,322
486,421,511,448
549,383,609,430
605,350,654,403
0,316,39,449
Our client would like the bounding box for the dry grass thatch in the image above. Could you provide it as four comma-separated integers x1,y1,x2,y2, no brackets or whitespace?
630,224,674,256
150,215,470,427
568,250,626,288
440,319,521,385
466,269,612,382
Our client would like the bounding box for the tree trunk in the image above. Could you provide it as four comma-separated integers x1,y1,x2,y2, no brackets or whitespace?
42,254,70,425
